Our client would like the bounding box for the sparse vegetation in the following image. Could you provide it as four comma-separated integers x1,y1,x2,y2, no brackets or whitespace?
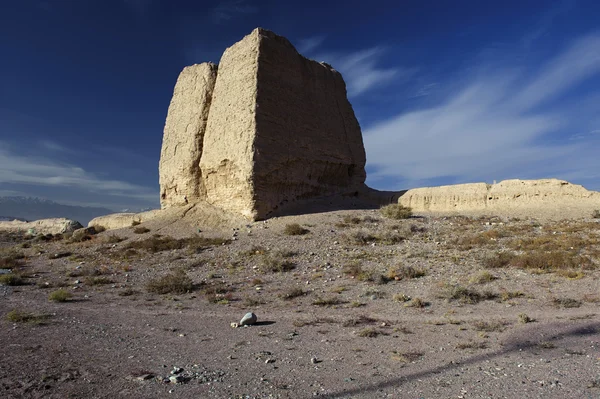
456,341,487,350
387,265,426,280
343,315,379,327
6,309,50,324
437,283,497,304
105,234,125,244
48,289,72,302
0,273,25,286
469,271,497,284
262,255,295,273
483,252,515,268
0,252,25,268
472,320,508,332
343,263,373,281
393,293,411,302
133,226,150,234
380,204,413,219
126,235,228,253
283,223,309,235
553,297,582,308
357,327,383,337
85,276,114,286
518,313,533,323
592,209,600,219
404,297,428,308
391,351,423,362
281,287,306,300
312,297,344,307
146,270,193,294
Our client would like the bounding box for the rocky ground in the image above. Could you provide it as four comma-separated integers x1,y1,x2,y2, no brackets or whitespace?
1,207,599,398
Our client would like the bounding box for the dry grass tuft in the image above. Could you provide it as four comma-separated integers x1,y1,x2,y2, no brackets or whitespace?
380,204,413,220
472,320,509,332
518,313,533,323
343,315,379,327
437,283,497,304
6,309,50,324
552,297,582,308
404,297,429,308
283,223,309,236
357,327,383,337
48,289,72,302
387,265,426,280
312,297,345,307
146,270,193,294
456,341,488,350
280,287,306,300
0,273,25,286
469,271,497,284
126,235,228,253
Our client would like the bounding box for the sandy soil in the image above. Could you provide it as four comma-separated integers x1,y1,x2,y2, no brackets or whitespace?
1,209,599,398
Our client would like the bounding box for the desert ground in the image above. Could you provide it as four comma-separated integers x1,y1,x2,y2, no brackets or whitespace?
1,206,599,398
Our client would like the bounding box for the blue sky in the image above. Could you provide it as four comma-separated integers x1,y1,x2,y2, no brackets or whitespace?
1,0,599,211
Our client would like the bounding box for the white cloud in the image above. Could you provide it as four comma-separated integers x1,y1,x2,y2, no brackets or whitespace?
296,36,325,54
0,142,157,204
212,0,257,23
364,33,600,190
314,47,411,97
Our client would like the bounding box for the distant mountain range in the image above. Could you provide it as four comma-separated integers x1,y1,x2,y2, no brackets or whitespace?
0,197,114,226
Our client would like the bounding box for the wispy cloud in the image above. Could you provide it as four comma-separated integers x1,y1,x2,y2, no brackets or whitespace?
212,0,257,23
522,0,575,49
0,141,158,204
312,47,411,97
364,33,600,190
296,36,325,54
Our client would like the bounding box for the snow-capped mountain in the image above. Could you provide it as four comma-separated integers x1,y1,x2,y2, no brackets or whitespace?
0,197,114,226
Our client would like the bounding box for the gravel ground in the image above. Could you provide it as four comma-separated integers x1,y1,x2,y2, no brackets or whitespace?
1,208,599,398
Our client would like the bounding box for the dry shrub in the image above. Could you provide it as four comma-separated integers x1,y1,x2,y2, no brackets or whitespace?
0,273,25,286
483,252,515,268
342,315,379,327
552,297,582,308
283,223,309,236
262,255,295,273
48,289,72,302
387,265,426,280
312,297,344,306
472,320,508,332
380,204,412,220
511,251,592,272
133,226,150,234
343,263,373,281
280,287,306,300
404,297,428,308
6,309,50,324
437,283,497,304
345,229,377,245
146,270,193,294
0,252,25,268
468,271,497,284
126,235,228,253
357,328,383,337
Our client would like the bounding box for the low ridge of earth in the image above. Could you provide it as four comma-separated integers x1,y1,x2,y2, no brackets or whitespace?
1,208,599,398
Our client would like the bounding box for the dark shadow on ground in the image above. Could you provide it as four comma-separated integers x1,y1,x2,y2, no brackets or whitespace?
267,189,408,219
321,321,599,398
253,321,276,326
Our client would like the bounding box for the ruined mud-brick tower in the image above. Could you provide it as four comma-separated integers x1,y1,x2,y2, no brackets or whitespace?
159,28,367,220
